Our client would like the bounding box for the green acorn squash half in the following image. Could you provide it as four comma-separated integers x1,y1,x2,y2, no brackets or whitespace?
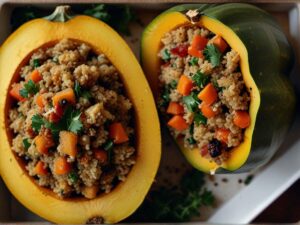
0,6,161,224
141,3,296,173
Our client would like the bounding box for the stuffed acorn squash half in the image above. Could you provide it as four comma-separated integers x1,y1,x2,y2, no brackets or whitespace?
141,3,295,173
0,6,161,224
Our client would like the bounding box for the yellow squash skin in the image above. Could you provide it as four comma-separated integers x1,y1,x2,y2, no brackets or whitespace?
0,14,161,224
142,11,259,173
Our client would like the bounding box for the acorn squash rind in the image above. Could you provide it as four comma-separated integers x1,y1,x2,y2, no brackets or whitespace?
0,11,161,224
141,3,295,173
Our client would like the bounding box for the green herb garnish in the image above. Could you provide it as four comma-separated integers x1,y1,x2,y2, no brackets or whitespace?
169,80,177,89
103,139,114,151
19,80,39,98
203,44,222,67
162,49,171,61
192,71,210,88
189,57,198,66
74,81,92,100
182,92,199,112
31,114,46,133
68,171,78,183
22,138,31,150
194,112,207,125
33,58,40,68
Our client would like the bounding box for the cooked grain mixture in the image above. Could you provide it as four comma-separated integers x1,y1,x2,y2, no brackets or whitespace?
158,26,250,165
8,39,136,199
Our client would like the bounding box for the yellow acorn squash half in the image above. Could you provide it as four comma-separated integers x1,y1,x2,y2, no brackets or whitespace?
141,3,295,173
0,6,161,224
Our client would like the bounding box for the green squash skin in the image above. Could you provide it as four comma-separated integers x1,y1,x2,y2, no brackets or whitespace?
151,3,296,173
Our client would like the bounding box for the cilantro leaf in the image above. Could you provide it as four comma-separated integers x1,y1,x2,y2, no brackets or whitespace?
74,81,92,100
169,80,177,89
68,110,83,134
161,49,171,61
22,138,31,150
182,92,199,112
31,114,45,132
192,71,210,88
20,80,39,98
189,57,198,66
194,112,207,125
33,58,40,68
68,171,79,183
203,44,222,67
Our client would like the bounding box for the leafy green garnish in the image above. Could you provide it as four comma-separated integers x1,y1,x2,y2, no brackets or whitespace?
74,81,92,100
130,170,215,222
194,112,207,125
160,87,171,107
182,92,199,112
189,57,198,66
66,109,83,134
22,138,31,150
19,80,39,98
31,114,46,133
161,49,171,61
33,59,40,68
187,137,196,145
169,80,177,89
187,123,196,145
192,71,210,88
203,44,222,67
68,171,78,183
103,139,114,163
212,79,222,92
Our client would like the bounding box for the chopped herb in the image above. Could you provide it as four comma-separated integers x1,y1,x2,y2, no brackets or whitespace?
194,112,207,125
161,87,171,107
189,57,198,66
187,123,196,145
103,139,114,151
19,80,39,98
203,44,222,67
74,81,92,100
192,71,210,89
66,109,83,134
68,171,78,183
162,49,171,61
31,114,46,133
212,79,222,92
33,58,40,68
169,80,177,89
187,137,196,145
182,92,199,112
22,138,31,150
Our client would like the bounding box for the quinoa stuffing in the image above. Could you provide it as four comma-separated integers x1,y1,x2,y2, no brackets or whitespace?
8,39,136,199
158,25,251,165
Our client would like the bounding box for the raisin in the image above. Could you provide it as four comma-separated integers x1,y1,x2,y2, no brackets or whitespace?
208,139,222,158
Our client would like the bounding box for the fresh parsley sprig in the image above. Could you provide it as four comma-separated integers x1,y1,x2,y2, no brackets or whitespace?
203,44,222,67
19,80,39,98
74,81,92,100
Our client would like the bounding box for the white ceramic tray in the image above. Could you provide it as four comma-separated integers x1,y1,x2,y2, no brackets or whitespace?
0,1,300,224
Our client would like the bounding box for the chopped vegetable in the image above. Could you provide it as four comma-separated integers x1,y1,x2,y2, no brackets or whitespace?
35,161,48,176
169,80,178,89
109,122,129,144
35,94,45,108
194,112,207,125
192,71,209,88
198,83,218,105
203,44,222,67
161,49,171,61
33,58,40,68
68,171,78,183
215,128,230,144
233,111,250,128
170,44,188,57
22,138,31,150
19,80,39,98
212,35,228,53
9,83,25,101
59,131,78,157
54,156,71,175
94,149,108,164
52,88,76,107
188,35,208,58
26,69,42,83
167,102,184,115
200,102,216,118
177,75,193,96
31,114,45,133
34,135,55,154
182,91,199,112
65,108,83,134
189,57,198,66
167,115,189,131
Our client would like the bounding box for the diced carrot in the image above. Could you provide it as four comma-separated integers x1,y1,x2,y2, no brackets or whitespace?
167,115,189,131
215,128,230,144
82,185,99,199
188,47,204,58
212,35,228,53
54,156,71,175
9,83,25,102
233,111,251,128
109,122,129,144
59,131,78,157
94,149,108,164
35,134,55,154
200,102,217,118
188,35,208,58
36,94,45,108
35,161,48,176
198,83,218,105
167,102,184,115
177,75,194,96
52,88,76,107
27,70,42,83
